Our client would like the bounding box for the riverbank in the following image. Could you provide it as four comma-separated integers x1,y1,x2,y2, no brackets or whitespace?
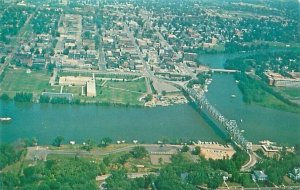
0,67,190,107
235,73,300,114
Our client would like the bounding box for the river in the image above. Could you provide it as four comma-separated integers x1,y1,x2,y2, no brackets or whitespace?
0,101,222,144
0,54,299,145
199,54,300,145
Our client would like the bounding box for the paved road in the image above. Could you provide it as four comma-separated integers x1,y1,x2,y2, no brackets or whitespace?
241,151,259,171
60,68,142,76
26,145,136,160
141,11,196,79
0,6,37,76
25,144,183,161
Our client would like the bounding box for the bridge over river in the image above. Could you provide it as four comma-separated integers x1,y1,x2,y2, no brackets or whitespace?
177,83,258,170
167,79,252,152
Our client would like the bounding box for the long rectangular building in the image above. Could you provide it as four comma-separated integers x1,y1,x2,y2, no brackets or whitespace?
86,80,96,97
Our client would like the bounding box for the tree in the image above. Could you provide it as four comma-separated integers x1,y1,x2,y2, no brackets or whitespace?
99,137,112,147
181,145,189,152
0,93,10,101
0,144,23,169
130,146,148,159
30,47,35,54
103,156,111,166
1,56,6,63
158,157,163,165
52,136,64,147
49,48,55,56
294,143,300,156
161,90,167,96
63,48,69,55
0,172,20,189
84,45,89,52
39,95,50,103
14,92,33,102
35,49,40,55
192,147,201,155
106,169,132,189
207,175,222,189
144,94,152,102
41,48,46,55
117,153,131,165
47,63,55,72
82,139,95,151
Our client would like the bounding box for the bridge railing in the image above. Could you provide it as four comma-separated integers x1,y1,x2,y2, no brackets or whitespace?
182,86,251,151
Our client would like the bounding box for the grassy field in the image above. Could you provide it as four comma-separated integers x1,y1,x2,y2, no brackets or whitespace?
105,78,147,93
251,88,300,114
277,87,300,99
63,86,82,96
0,68,147,105
77,78,147,105
0,68,58,98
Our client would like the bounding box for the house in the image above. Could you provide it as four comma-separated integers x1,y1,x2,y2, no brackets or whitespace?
252,170,268,181
13,53,32,66
32,56,46,70
289,168,300,181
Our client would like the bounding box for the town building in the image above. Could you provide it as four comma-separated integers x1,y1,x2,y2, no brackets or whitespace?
86,79,96,97
252,170,268,181
264,71,300,87
289,168,300,181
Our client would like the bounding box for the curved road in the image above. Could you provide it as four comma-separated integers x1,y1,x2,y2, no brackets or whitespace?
241,151,259,171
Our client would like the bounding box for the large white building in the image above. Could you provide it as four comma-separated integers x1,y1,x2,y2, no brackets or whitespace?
264,71,300,87
86,79,96,97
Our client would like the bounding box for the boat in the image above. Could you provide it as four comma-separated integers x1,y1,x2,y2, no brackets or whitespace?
0,117,12,122
231,94,236,98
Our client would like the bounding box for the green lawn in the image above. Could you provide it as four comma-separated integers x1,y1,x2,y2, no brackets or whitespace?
254,90,300,114
277,87,300,99
0,69,147,105
98,86,143,105
0,68,58,97
79,79,147,105
63,86,82,96
105,78,147,93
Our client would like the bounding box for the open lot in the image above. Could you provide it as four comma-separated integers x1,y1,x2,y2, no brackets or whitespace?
63,86,82,96
80,78,147,105
197,144,235,160
105,78,147,93
277,87,300,99
0,68,58,97
0,69,147,105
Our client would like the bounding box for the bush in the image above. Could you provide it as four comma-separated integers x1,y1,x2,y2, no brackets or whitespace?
14,92,33,102
0,93,10,101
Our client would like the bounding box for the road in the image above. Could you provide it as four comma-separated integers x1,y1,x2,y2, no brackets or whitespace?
141,10,197,79
96,25,107,70
123,23,153,78
0,6,37,77
26,145,136,160
60,67,142,76
25,144,185,161
241,151,259,171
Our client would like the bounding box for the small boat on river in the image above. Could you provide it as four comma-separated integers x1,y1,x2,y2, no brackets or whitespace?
0,117,12,122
